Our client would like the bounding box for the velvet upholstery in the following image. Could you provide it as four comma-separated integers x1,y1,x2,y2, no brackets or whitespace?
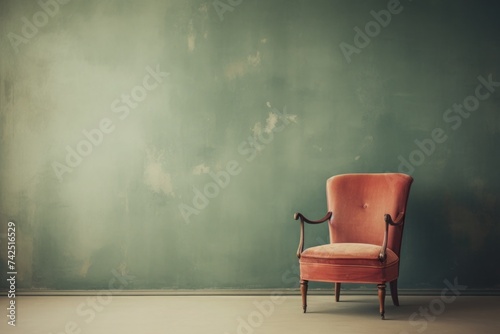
295,173,413,318
327,173,412,256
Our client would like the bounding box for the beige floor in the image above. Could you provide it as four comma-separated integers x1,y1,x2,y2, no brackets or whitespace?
0,294,499,334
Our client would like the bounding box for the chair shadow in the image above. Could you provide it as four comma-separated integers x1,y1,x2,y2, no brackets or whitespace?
306,296,418,321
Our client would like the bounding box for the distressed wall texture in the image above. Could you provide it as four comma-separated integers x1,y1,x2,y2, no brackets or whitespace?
0,0,499,291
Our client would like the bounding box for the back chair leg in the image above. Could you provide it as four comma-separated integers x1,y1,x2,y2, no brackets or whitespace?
390,280,399,306
377,283,386,320
300,280,308,313
335,282,341,302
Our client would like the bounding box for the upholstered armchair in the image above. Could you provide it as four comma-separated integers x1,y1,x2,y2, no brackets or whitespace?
293,173,413,319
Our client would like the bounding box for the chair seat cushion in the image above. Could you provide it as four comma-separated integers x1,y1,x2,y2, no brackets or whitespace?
299,243,399,283
300,243,398,267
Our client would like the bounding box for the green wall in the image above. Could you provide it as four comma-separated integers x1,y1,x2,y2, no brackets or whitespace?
1,0,499,291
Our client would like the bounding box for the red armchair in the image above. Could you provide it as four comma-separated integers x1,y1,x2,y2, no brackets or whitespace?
294,173,413,319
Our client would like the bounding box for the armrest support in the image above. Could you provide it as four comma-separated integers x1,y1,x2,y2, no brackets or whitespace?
294,212,332,259
379,212,405,262
384,212,405,226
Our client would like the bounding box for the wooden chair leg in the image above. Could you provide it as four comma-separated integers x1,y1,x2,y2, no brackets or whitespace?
390,280,399,306
334,282,341,302
300,280,308,313
377,283,386,320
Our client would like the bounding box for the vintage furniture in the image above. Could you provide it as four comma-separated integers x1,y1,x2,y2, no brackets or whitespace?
293,173,413,319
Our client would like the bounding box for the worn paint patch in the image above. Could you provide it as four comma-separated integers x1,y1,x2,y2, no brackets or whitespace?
252,109,298,137
188,20,196,52
188,34,196,51
198,3,209,12
247,51,261,67
144,149,174,196
79,258,92,277
193,163,210,175
282,112,298,124
224,51,262,80
224,61,247,80
264,112,278,133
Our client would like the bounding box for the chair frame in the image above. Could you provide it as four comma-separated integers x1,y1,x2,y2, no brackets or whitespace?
294,200,407,319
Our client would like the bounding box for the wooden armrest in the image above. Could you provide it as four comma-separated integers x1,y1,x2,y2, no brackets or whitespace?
379,212,405,262
294,212,332,258
294,212,332,224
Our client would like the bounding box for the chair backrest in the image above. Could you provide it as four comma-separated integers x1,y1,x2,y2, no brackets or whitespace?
326,173,413,257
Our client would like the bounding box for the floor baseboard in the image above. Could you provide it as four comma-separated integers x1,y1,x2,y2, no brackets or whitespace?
3,288,499,296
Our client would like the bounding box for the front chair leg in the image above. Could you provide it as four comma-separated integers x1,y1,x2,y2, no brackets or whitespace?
377,283,386,320
300,280,308,313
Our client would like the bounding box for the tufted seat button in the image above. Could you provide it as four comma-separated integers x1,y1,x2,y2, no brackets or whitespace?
363,203,368,209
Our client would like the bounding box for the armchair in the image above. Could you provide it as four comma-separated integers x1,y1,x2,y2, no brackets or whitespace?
293,173,413,319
